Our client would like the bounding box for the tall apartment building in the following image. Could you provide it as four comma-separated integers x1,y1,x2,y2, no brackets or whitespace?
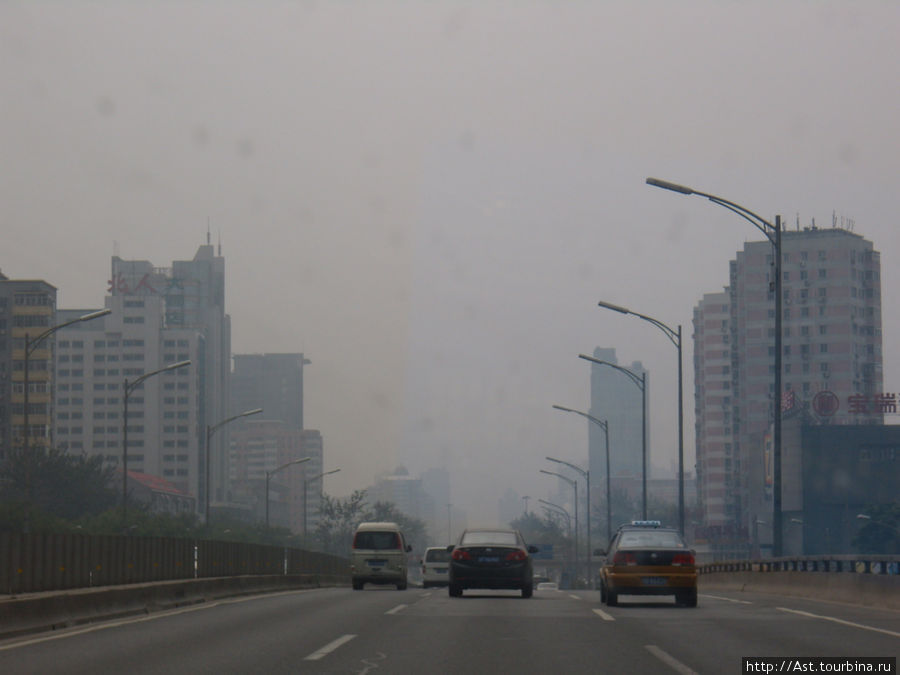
587,347,650,514
0,275,57,461
694,224,883,547
54,303,203,497
51,243,229,507
693,291,736,528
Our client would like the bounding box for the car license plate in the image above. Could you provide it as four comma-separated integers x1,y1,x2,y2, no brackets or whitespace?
478,556,499,564
367,560,386,567
435,567,448,573
641,576,667,586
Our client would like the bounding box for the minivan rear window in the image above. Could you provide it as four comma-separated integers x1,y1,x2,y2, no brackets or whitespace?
354,531,401,550
425,549,450,562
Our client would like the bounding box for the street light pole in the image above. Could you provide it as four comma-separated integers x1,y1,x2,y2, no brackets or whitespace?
303,468,340,537
546,455,592,587
539,498,573,575
21,309,111,454
646,177,783,556
552,405,611,544
541,469,578,584
265,457,311,529
597,300,684,535
122,359,191,530
205,408,263,526
577,355,647,519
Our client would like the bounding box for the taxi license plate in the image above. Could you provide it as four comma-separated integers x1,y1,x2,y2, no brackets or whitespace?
367,560,386,567
479,556,499,564
435,567,448,573
641,576,667,586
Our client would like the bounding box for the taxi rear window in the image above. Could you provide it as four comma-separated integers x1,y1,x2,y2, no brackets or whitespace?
618,531,685,548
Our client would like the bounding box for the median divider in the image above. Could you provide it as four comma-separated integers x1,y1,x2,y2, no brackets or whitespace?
0,573,349,641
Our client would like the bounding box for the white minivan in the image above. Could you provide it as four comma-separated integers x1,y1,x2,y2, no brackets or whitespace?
351,522,412,590
421,546,451,588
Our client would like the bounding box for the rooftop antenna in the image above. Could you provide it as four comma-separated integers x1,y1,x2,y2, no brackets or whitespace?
218,230,222,256
796,213,800,231
832,210,837,228
206,218,211,246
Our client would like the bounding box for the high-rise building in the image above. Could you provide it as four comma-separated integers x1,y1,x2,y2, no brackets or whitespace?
228,353,320,531
694,224,883,550
231,353,310,430
53,305,203,496
50,243,229,507
587,347,650,514
0,275,57,461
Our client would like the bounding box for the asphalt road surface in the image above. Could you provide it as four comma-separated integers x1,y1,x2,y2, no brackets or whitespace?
1,586,897,674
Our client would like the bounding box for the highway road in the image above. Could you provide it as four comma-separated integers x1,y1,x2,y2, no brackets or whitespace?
0,585,897,674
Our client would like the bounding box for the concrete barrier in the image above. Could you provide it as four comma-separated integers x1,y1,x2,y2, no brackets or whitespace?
0,574,348,640
701,571,900,610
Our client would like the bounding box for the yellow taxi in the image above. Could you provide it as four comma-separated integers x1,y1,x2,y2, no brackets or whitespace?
597,520,698,607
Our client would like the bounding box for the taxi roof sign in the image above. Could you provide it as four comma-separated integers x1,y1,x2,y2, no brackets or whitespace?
629,520,662,528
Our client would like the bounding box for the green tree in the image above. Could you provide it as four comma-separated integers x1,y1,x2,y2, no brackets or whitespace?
367,501,428,553
0,446,117,530
313,489,369,556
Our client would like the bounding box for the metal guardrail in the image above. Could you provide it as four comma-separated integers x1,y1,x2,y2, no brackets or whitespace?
1,532,350,594
700,555,900,575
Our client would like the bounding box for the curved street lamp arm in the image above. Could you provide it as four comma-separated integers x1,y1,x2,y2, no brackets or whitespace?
576,356,644,390
209,407,263,435
596,300,680,348
270,456,312,478
646,177,775,239
540,469,575,488
128,359,192,394
27,308,112,355
307,468,340,484
546,455,587,479
552,404,608,433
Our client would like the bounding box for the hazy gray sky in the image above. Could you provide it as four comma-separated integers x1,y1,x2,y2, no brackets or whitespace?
3,1,899,523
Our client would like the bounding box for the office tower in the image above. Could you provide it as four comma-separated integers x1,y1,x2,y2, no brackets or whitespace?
588,347,650,506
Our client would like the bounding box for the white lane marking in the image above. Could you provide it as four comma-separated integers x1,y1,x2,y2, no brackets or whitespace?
777,607,900,638
0,588,321,652
702,593,752,605
304,634,357,661
568,594,581,600
592,608,615,621
385,604,407,615
645,645,698,675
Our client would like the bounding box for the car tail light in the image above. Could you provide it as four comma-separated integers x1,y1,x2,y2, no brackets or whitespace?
505,550,527,562
451,548,471,561
672,552,695,566
613,552,637,566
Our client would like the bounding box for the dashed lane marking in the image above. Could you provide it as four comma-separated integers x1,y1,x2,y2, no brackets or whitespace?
645,645,698,675
304,634,357,661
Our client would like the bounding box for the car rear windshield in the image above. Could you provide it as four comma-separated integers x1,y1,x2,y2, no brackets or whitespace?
354,531,402,550
425,549,450,562
618,531,686,548
460,531,519,546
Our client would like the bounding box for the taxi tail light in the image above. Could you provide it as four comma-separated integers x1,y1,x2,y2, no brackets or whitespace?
613,552,637,566
451,548,471,561
672,552,695,566
505,550,527,562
